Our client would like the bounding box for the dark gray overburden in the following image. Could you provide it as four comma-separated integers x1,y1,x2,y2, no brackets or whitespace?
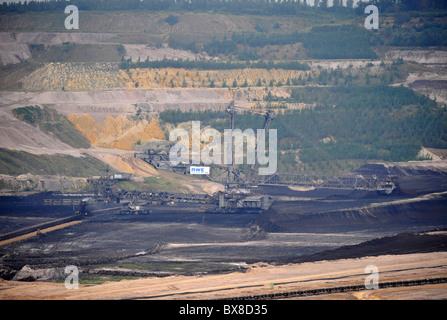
1,168,446,282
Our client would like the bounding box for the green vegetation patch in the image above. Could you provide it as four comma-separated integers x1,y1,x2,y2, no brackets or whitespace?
120,59,309,71
143,175,189,193
281,85,447,163
300,25,378,59
13,105,90,148
0,149,106,177
160,85,447,169
208,25,377,60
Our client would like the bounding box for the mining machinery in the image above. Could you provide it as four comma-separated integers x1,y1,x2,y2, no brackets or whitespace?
214,100,275,212
133,99,398,213
119,192,151,215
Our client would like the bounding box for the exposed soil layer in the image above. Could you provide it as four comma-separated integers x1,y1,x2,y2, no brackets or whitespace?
287,229,447,264
262,191,447,233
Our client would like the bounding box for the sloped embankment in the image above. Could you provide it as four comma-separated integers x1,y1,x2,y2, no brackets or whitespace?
288,229,447,264
0,32,115,64
264,191,447,232
67,114,165,150
0,148,107,177
13,105,90,149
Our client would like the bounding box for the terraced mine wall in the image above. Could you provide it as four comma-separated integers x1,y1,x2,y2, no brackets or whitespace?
0,89,231,120
260,161,447,232
262,191,447,233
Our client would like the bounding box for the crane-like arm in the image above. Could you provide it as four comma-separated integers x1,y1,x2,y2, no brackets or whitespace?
226,100,276,184
248,109,276,182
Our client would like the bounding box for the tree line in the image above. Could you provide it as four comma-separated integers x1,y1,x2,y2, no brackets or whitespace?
356,0,447,13
159,85,447,164
3,0,445,15
119,59,309,71
388,22,447,47
0,0,353,15
205,25,377,60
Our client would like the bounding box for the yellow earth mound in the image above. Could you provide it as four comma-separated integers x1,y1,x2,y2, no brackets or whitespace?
67,114,165,150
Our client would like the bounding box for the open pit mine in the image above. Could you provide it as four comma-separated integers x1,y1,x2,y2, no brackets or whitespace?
1,100,446,300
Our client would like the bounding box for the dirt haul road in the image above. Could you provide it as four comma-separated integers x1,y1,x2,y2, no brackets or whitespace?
1,252,446,300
